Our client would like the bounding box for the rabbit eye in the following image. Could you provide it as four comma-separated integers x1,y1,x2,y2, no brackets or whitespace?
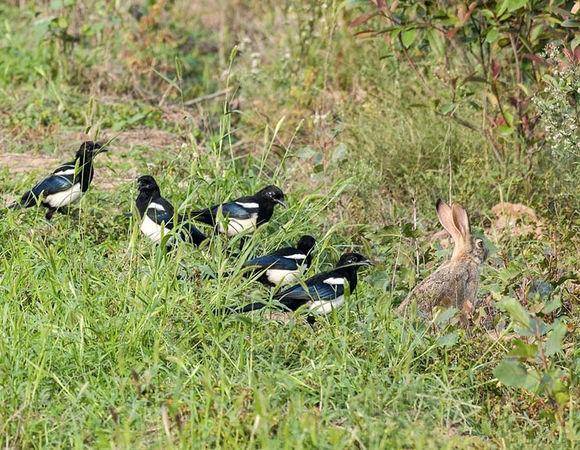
475,239,484,248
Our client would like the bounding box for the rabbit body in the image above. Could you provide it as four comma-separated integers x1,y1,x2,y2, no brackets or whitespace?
398,200,488,324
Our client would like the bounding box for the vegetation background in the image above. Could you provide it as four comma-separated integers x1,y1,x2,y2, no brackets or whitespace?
0,0,577,448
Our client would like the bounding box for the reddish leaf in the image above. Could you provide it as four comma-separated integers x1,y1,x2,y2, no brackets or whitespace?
574,46,580,62
521,114,530,134
491,59,501,79
494,116,506,127
523,53,545,64
350,11,379,28
446,28,459,39
374,0,387,9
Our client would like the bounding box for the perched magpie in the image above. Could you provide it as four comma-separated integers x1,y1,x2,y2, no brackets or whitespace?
189,185,286,236
11,141,107,220
233,235,316,286
136,175,207,246
226,252,371,317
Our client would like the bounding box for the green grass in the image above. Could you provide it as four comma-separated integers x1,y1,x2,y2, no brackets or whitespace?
0,1,577,448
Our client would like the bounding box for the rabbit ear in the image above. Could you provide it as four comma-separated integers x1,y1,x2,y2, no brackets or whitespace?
436,199,461,242
451,203,470,239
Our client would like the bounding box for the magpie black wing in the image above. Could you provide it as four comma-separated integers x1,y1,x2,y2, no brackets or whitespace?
145,196,175,227
19,171,75,207
52,161,77,175
190,201,254,225
274,272,344,311
220,201,256,219
243,253,301,271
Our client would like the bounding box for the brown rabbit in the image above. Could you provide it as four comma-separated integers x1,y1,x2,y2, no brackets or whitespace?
397,199,488,325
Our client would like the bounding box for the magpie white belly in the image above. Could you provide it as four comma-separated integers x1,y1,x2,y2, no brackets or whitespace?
218,215,257,236
45,184,83,208
266,268,301,285
309,295,345,315
141,216,168,243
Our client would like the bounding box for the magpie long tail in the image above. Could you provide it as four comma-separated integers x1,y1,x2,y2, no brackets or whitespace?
186,209,215,226
182,224,208,246
14,191,38,208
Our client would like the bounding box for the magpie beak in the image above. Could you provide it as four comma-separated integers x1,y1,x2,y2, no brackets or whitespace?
274,198,287,208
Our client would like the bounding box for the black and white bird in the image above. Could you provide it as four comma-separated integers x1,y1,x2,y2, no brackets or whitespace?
11,141,107,220
189,185,287,237
233,235,316,286
226,252,371,317
136,175,207,246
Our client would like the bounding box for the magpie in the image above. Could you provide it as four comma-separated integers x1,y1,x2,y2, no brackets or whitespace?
189,185,287,236
136,175,207,246
232,235,316,286
226,252,371,317
11,141,107,220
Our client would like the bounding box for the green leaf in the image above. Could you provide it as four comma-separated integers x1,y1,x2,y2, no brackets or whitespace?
401,29,417,48
515,317,548,337
485,28,500,44
427,29,445,56
296,146,317,159
497,0,528,16
497,124,514,136
529,24,544,44
522,368,541,391
434,307,458,326
555,390,570,406
480,9,495,19
494,359,528,387
507,0,528,12
542,296,562,314
508,339,537,360
545,319,567,356
437,331,459,347
503,110,514,127
561,19,580,28
497,297,531,329
331,143,348,164
439,102,455,115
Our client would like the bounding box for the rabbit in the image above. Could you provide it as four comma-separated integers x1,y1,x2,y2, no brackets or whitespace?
397,199,488,325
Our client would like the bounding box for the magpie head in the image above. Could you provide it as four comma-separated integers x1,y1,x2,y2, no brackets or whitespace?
137,175,160,193
296,235,316,254
257,185,287,208
75,141,107,160
337,252,372,270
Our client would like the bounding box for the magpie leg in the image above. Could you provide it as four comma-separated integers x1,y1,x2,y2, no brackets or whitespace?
238,235,249,251
306,315,317,328
45,208,56,221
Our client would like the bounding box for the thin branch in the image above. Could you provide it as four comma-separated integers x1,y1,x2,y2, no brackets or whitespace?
183,88,233,106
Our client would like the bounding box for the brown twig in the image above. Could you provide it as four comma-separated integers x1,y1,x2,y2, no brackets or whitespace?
183,88,233,106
